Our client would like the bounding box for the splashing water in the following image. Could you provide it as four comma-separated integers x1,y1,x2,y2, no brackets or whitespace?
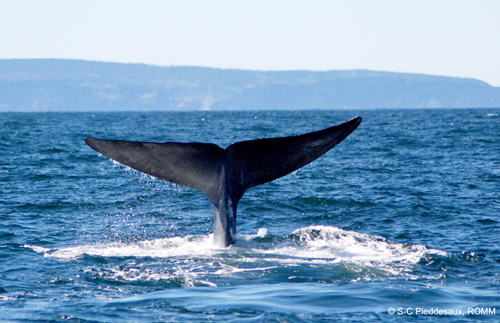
25,225,445,283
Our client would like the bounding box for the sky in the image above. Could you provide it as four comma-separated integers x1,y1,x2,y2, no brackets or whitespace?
1,0,499,86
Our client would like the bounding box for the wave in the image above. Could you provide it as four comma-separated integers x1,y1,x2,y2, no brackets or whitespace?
23,225,449,288
25,226,445,277
27,234,218,259
269,226,445,268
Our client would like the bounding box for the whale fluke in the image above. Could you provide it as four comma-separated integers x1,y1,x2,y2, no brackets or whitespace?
85,117,362,247
84,139,225,203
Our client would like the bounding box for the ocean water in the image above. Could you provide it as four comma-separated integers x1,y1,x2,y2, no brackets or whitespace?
0,109,499,322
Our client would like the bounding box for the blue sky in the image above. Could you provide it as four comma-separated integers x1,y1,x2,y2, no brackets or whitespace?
1,0,499,86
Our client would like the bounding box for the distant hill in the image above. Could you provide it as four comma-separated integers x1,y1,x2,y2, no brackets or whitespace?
1,59,499,111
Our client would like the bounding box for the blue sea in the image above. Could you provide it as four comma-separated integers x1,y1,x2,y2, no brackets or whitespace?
1,109,499,322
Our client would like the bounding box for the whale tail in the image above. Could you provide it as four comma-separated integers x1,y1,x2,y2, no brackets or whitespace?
84,138,226,203
85,117,362,246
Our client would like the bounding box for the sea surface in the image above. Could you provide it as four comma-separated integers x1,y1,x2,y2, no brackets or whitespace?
1,109,499,322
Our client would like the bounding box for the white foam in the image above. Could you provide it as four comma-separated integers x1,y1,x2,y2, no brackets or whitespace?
26,234,219,260
82,265,218,287
276,225,445,273
25,226,446,278
239,227,269,241
24,245,51,254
